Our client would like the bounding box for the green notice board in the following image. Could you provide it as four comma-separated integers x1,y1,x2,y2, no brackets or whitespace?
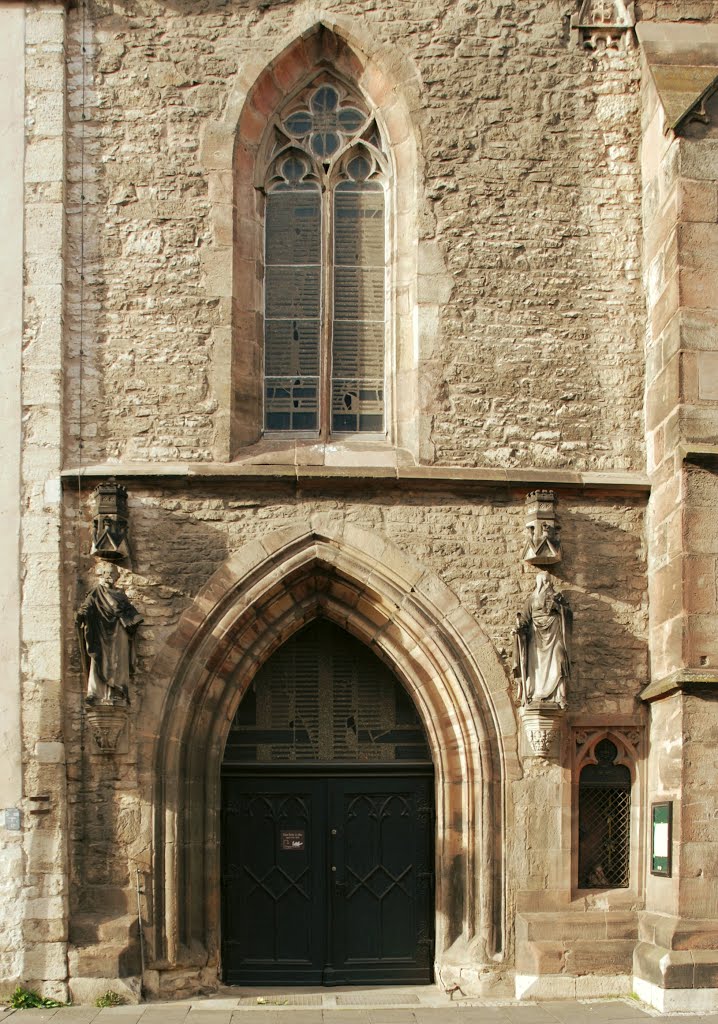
651,801,672,876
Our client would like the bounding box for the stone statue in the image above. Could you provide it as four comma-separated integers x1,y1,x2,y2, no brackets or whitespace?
512,572,572,708
76,562,143,705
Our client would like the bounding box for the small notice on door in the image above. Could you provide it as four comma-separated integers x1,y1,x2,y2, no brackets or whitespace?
280,830,305,851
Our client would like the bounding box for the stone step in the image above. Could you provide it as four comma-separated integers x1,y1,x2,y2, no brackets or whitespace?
517,938,637,976
68,975,141,1006
517,910,638,943
68,940,141,978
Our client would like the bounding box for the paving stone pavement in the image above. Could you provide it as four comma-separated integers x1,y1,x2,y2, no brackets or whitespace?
3,1001,718,1024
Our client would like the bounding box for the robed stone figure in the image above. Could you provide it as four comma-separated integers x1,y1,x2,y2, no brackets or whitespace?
513,572,572,708
77,563,143,705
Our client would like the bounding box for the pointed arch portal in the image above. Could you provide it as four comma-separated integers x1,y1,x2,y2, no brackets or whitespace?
149,519,519,986
221,619,435,984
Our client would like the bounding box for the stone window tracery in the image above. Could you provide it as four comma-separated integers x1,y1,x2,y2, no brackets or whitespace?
261,76,389,435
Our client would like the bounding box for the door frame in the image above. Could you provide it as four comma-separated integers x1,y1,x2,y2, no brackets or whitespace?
151,525,517,984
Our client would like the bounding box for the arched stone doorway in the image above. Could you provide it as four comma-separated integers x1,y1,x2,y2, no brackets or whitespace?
221,619,435,985
148,519,519,990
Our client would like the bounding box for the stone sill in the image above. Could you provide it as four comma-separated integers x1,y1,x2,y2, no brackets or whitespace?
60,462,651,495
640,669,718,702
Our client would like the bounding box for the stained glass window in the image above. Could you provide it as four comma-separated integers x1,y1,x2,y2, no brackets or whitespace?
263,79,388,436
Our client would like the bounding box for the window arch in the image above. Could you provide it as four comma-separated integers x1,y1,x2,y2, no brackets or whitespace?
261,75,389,436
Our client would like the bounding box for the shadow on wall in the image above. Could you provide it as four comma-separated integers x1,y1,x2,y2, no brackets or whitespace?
161,0,299,13
64,495,233,975
554,504,648,704
129,496,234,601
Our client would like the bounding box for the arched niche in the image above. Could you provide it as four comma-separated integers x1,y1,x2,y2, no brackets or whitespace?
571,727,644,897
199,20,423,458
146,519,520,987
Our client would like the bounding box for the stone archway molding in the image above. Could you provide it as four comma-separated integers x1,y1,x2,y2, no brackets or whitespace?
148,517,519,993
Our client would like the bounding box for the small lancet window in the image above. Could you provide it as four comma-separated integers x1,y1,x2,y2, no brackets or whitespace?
578,739,631,889
262,78,388,436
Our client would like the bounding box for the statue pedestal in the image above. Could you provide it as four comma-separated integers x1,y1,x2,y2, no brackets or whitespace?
519,703,563,760
85,703,129,755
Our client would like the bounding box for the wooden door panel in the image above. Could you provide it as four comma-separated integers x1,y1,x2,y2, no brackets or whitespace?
222,778,326,983
222,773,433,986
327,776,434,984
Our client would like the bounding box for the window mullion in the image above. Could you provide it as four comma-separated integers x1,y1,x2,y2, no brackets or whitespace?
320,185,333,441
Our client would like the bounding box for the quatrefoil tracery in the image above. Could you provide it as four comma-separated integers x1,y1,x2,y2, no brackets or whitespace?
264,78,388,191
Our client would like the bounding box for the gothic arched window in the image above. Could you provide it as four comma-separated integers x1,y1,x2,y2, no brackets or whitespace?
262,77,388,435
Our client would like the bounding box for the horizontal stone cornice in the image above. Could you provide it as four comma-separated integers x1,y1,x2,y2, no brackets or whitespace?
640,668,718,702
678,443,718,469
60,462,651,495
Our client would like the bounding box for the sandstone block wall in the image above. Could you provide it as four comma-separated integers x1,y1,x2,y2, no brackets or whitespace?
0,0,28,996
636,20,718,1010
641,50,718,682
0,0,69,1002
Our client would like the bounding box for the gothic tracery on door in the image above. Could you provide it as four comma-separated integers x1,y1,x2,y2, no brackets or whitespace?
221,620,435,985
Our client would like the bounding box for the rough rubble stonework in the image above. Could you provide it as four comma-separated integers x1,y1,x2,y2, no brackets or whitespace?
62,0,647,469
2,0,718,1011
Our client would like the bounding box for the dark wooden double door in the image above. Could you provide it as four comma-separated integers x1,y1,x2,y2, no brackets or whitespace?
222,771,434,985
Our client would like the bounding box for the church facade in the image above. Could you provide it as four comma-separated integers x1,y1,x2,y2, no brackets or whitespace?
2,0,718,1011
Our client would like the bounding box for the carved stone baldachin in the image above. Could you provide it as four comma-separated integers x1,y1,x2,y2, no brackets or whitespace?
91,480,130,561
570,0,636,50
522,490,561,566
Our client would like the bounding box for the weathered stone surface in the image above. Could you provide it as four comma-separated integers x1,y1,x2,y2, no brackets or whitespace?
57,0,648,472
4,0,718,1009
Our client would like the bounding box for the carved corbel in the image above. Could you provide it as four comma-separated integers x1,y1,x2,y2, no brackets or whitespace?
570,0,636,51
85,704,129,755
520,704,563,761
522,490,561,566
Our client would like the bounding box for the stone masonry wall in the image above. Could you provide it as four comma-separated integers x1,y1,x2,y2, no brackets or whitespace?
0,0,28,998
67,487,648,724
13,0,718,1002
63,0,648,471
61,484,648,989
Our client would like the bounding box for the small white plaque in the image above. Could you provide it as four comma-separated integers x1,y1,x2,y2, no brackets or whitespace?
4,808,21,831
653,821,669,858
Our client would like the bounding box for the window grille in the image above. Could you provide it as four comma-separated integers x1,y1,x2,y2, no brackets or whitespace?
224,620,431,765
262,78,388,436
578,739,631,888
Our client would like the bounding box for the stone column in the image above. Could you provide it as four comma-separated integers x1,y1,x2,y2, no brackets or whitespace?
3,0,70,1000
637,22,718,1012
0,0,29,992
